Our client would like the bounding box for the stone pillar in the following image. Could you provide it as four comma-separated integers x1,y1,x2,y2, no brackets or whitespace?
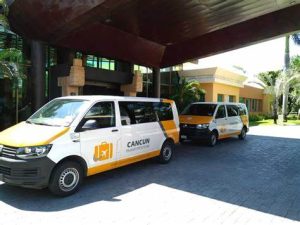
58,59,85,96
31,40,46,111
120,71,143,96
152,67,161,98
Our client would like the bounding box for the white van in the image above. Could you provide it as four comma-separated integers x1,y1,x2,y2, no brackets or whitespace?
0,96,179,196
179,102,249,146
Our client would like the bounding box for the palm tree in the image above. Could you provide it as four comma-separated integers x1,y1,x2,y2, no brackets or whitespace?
282,34,300,121
171,78,205,112
259,69,300,124
258,71,281,124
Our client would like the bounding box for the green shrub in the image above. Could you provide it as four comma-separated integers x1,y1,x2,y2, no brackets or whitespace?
249,114,271,122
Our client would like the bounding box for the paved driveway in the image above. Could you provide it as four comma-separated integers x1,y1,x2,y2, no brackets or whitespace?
1,125,300,225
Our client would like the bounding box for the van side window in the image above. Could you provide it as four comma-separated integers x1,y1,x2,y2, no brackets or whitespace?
153,102,173,121
79,102,115,131
215,105,226,119
227,105,239,117
119,102,157,125
119,105,133,125
238,105,246,115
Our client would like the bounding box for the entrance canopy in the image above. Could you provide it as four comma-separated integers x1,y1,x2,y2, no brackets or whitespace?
8,0,300,68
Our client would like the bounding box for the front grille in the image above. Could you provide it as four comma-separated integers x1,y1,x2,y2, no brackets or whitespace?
13,169,38,177
0,146,17,159
0,165,11,175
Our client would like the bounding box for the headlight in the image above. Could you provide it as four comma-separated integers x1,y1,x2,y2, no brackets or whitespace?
16,145,52,159
196,124,209,129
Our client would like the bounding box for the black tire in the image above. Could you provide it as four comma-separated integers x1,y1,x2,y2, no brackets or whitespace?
208,131,217,147
239,127,247,140
48,161,83,197
158,141,174,164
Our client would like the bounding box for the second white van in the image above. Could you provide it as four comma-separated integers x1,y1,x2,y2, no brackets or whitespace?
179,102,249,146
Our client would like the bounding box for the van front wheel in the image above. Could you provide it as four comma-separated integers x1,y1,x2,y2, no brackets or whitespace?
239,127,247,140
208,132,217,147
49,161,83,196
158,141,174,164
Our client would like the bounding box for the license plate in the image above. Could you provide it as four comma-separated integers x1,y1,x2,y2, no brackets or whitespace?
181,135,187,139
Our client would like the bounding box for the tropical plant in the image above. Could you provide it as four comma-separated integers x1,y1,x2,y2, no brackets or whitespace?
0,0,25,124
258,68,300,124
282,33,300,121
0,0,9,29
258,71,281,124
171,78,205,112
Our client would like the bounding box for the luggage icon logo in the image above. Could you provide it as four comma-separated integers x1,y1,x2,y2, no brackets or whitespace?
94,142,113,161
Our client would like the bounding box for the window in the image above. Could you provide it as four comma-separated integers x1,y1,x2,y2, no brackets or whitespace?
229,95,235,102
215,105,226,119
252,99,256,111
239,97,245,103
153,102,173,121
199,93,205,102
182,104,217,116
245,99,251,111
217,94,224,102
28,99,87,127
79,102,115,130
119,105,133,125
86,55,115,70
119,102,157,125
226,105,239,117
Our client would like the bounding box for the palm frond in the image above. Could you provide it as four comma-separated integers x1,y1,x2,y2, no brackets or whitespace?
292,33,300,46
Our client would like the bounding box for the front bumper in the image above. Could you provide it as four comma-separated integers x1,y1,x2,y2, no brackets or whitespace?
180,124,211,141
0,156,56,189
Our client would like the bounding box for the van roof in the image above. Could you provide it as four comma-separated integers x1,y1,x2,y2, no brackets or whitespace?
56,95,172,102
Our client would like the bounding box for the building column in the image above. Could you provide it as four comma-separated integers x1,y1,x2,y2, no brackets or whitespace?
31,40,46,112
152,67,160,98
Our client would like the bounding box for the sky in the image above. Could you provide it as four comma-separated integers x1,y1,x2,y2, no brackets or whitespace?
183,37,300,77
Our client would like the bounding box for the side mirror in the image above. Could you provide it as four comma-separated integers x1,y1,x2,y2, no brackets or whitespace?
81,119,97,131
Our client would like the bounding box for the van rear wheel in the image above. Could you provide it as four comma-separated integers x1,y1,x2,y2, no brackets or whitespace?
158,141,174,164
49,161,83,197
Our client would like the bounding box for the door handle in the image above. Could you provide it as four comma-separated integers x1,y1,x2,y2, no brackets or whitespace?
111,129,119,132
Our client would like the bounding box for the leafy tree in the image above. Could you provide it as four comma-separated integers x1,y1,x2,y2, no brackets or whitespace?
282,34,300,121
257,71,281,124
0,0,25,124
171,78,205,112
258,68,300,124
0,0,9,29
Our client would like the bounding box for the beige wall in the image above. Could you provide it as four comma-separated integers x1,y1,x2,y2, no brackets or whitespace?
212,83,240,102
262,94,272,115
240,85,263,100
200,83,214,102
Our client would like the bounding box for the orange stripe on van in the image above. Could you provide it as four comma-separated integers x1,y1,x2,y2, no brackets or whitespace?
160,120,179,144
179,115,213,125
162,99,174,104
87,150,161,176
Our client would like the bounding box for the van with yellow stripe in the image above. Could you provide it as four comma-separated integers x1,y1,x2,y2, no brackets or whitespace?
0,96,179,196
179,102,249,146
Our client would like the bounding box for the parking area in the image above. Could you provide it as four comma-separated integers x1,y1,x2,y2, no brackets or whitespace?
1,125,300,225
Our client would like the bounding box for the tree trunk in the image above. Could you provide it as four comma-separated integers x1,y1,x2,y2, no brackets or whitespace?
282,35,290,122
273,98,278,124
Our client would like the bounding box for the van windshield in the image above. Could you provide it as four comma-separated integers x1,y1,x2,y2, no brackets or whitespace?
181,104,217,116
27,99,87,127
